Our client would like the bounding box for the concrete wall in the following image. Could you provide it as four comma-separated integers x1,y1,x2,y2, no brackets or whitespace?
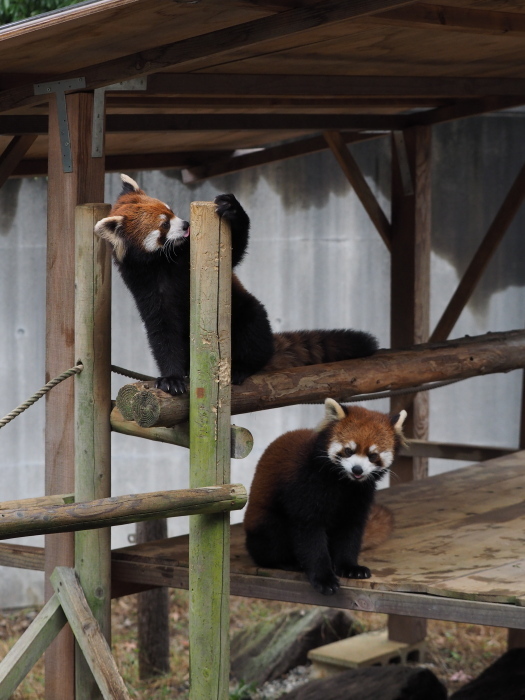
0,116,524,607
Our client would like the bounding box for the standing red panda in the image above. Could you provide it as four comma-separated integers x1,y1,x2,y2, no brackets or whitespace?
244,400,406,595
95,175,378,395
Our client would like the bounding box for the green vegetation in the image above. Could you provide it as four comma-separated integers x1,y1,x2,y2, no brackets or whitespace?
0,0,80,25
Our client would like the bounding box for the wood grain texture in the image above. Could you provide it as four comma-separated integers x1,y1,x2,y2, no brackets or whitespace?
188,201,233,700
110,452,525,628
45,91,105,700
0,134,37,188
125,330,525,427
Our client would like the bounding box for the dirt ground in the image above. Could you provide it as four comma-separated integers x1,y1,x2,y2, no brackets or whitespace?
0,591,508,698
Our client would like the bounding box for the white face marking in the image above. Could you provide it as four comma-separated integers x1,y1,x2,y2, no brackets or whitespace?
143,229,161,251
328,439,389,482
166,215,188,245
379,450,393,468
328,441,343,461
349,440,356,451
370,444,378,453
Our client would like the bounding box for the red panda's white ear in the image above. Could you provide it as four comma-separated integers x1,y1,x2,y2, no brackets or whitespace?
316,398,346,431
94,216,126,261
120,173,142,195
391,409,407,434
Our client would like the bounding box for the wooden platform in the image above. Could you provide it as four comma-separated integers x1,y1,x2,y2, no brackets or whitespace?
110,451,525,629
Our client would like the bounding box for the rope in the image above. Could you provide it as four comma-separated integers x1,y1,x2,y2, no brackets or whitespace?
0,364,84,430
111,365,155,382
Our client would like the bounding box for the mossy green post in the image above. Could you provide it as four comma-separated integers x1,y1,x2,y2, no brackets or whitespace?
74,203,112,700
189,201,233,699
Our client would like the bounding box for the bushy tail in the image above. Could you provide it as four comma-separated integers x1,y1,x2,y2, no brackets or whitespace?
264,329,378,371
361,504,394,551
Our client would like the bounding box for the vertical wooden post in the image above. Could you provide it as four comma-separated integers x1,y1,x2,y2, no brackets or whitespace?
388,125,431,647
136,519,170,678
75,203,112,699
45,91,105,700
188,201,232,700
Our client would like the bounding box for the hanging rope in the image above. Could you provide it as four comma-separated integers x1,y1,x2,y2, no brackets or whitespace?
0,363,84,430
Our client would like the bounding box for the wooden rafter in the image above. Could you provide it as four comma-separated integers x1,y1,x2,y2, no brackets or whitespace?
324,130,392,250
431,159,525,342
0,134,37,188
0,0,418,114
409,96,525,128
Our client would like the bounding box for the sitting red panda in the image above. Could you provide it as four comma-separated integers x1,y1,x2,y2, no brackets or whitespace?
244,400,406,595
95,175,378,395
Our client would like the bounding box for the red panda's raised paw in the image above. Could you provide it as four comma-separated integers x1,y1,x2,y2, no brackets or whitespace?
214,193,240,219
155,375,189,396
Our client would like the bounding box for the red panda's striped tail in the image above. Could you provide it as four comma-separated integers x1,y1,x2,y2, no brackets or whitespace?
361,503,394,550
265,329,378,371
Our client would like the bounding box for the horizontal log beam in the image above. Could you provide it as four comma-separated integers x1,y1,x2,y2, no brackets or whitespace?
0,543,45,570
403,439,515,462
0,494,74,511
0,485,247,540
122,329,525,428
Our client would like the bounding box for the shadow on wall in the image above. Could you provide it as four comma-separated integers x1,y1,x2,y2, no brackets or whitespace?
0,178,22,234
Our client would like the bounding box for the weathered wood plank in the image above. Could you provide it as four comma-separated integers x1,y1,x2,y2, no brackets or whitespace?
431,158,525,342
110,407,253,459
401,439,514,462
0,594,67,699
0,485,247,539
324,130,392,249
188,201,232,700
127,330,525,427
51,567,130,700
0,134,37,188
74,203,112,700
0,494,74,511
0,543,45,570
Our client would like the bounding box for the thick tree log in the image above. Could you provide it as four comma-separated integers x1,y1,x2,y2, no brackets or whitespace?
123,330,525,428
0,485,247,540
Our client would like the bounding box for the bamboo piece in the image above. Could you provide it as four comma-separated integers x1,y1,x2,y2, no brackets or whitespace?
189,201,232,699
45,92,106,700
51,567,130,700
0,485,247,539
75,203,112,700
110,406,253,458
126,329,525,428
431,158,525,342
0,594,67,699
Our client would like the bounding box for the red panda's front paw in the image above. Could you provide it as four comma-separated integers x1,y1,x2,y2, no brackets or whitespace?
309,571,340,596
214,193,240,219
338,564,371,580
156,375,188,396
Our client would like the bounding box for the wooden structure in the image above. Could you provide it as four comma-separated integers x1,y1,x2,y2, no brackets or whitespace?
1,0,525,697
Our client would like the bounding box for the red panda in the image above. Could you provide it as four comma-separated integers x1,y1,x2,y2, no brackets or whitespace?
95,175,378,395
244,399,406,595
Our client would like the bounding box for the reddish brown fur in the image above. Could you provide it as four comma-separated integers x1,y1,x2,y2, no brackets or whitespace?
110,191,175,248
361,503,394,550
331,405,401,457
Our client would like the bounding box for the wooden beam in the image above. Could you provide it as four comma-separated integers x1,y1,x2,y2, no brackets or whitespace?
431,159,525,343
183,133,383,184
324,130,391,249
125,330,525,428
144,73,525,99
372,3,525,37
45,91,105,700
0,595,67,700
0,485,247,540
0,543,45,570
188,202,233,700
51,567,130,700
401,439,515,462
409,96,525,128
0,0,418,114
0,134,37,187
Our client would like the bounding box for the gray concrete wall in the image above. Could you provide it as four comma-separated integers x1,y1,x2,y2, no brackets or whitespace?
0,116,523,607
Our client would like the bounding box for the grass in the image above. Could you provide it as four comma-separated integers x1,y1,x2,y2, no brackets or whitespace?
0,592,508,698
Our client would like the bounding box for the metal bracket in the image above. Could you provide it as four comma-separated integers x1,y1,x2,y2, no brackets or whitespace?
34,78,87,172
92,78,147,157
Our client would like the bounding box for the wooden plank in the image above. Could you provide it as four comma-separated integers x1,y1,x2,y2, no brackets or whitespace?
110,407,253,459
51,567,130,700
324,130,391,249
431,158,525,342
372,3,525,37
183,133,383,184
0,485,247,539
188,201,233,700
0,543,45,570
126,329,525,428
409,96,525,129
0,594,67,700
402,439,515,462
45,91,105,700
0,0,418,113
0,494,73,510
74,203,112,700
136,519,170,679
0,134,37,188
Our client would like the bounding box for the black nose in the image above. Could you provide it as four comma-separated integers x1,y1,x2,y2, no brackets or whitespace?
182,220,190,231
352,466,363,476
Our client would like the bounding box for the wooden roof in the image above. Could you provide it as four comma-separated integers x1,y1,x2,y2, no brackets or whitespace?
2,0,525,176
